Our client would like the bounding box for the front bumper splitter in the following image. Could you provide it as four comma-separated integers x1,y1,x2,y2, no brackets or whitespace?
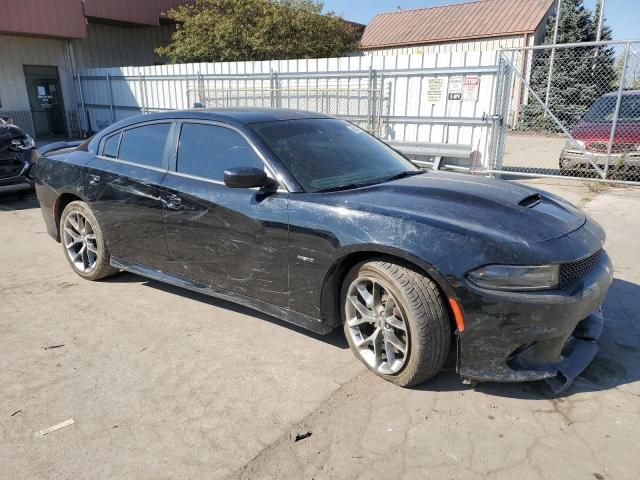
544,308,603,394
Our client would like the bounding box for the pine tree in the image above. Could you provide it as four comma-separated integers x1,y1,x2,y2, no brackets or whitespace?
518,0,616,132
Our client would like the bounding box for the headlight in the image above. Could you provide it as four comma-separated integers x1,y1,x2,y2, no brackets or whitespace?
565,139,585,150
467,264,559,291
10,134,35,151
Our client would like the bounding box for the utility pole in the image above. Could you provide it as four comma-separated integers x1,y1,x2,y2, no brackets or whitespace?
544,0,562,108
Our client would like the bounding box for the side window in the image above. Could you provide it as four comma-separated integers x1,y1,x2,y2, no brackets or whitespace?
118,123,171,168
176,123,264,181
102,132,120,158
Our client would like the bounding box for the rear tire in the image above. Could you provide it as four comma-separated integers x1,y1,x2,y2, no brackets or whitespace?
342,259,450,387
60,201,118,281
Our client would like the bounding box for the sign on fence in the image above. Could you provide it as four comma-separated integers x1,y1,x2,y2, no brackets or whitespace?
463,76,480,102
448,76,463,101
426,78,444,103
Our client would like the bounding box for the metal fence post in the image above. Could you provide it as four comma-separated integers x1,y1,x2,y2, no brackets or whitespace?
377,72,385,137
139,75,148,114
604,41,631,179
75,74,88,135
545,0,563,108
197,71,205,106
367,66,374,132
269,69,275,108
106,74,116,124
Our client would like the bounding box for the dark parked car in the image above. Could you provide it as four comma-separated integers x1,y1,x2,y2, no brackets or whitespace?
560,90,640,177
0,117,36,192
34,109,612,393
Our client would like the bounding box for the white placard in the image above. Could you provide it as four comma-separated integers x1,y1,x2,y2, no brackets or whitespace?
426,78,444,103
448,76,463,100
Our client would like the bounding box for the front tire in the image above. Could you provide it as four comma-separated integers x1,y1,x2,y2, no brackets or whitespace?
60,201,118,281
342,259,450,387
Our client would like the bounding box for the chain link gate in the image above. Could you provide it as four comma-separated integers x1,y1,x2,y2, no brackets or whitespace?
489,40,640,184
187,86,384,136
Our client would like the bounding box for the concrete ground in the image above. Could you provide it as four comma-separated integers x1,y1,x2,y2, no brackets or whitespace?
502,133,566,171
1,179,639,480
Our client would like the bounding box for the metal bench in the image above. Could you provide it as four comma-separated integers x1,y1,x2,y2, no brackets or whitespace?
386,141,473,170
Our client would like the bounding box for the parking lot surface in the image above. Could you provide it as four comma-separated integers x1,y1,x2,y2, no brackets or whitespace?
1,179,640,480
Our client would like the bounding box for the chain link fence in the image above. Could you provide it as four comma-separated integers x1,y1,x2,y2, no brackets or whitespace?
491,40,640,183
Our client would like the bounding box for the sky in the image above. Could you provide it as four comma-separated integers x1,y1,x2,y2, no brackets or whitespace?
322,0,639,41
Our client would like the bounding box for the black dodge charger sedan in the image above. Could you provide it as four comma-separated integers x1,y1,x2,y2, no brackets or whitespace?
34,109,612,393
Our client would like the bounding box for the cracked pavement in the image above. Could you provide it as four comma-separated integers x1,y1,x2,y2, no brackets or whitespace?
1,179,639,479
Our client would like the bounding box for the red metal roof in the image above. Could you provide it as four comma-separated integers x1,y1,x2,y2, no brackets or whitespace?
0,0,190,39
83,0,190,26
0,0,86,39
361,0,555,49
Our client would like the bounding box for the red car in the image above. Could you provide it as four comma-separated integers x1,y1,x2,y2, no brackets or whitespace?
560,90,640,178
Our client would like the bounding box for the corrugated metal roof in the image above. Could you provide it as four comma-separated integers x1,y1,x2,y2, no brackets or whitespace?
0,0,86,39
0,0,191,39
361,0,555,49
83,0,190,26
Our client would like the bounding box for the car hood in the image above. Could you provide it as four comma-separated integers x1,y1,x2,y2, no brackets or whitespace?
329,172,586,245
572,120,640,143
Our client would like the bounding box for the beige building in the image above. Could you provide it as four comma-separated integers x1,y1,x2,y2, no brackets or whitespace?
360,0,555,56
0,0,186,139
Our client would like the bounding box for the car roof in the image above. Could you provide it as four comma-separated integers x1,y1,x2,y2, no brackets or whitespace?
88,108,337,153
119,108,334,127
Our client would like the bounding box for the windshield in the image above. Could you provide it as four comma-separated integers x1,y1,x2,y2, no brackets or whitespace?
251,118,418,192
583,94,640,123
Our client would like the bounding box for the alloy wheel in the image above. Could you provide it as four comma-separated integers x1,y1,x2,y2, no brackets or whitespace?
63,211,98,273
345,277,409,375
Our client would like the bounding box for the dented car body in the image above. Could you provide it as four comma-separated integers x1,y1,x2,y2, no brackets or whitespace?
34,109,612,392
0,118,36,192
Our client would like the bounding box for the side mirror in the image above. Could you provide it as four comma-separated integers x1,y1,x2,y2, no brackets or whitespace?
223,167,269,189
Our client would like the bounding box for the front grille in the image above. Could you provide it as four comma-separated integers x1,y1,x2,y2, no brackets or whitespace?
587,142,638,154
560,250,602,288
0,158,24,180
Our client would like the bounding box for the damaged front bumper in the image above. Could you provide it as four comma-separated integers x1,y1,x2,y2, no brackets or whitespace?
457,250,613,394
560,148,640,172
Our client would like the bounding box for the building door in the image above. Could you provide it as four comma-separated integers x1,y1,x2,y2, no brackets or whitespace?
23,65,66,137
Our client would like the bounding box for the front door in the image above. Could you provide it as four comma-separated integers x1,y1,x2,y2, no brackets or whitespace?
24,65,66,137
161,121,289,308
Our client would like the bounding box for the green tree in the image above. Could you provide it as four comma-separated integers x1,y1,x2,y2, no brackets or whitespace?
157,0,361,63
518,0,617,131
616,52,640,90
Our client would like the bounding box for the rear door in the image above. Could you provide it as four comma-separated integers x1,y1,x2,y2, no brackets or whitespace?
85,121,174,268
160,121,289,307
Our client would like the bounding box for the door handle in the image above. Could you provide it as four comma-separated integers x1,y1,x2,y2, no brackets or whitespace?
162,194,182,209
88,174,101,185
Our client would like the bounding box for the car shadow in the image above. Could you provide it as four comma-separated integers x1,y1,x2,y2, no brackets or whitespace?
105,271,640,397
419,277,640,398
0,189,38,210
104,272,349,350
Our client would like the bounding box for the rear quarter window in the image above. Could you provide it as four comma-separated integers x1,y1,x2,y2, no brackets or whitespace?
101,133,120,158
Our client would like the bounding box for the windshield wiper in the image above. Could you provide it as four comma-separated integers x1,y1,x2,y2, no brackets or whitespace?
315,182,373,193
316,171,424,193
381,170,424,183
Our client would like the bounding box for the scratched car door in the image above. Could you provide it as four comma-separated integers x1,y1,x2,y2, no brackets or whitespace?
160,121,289,307
84,122,173,268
